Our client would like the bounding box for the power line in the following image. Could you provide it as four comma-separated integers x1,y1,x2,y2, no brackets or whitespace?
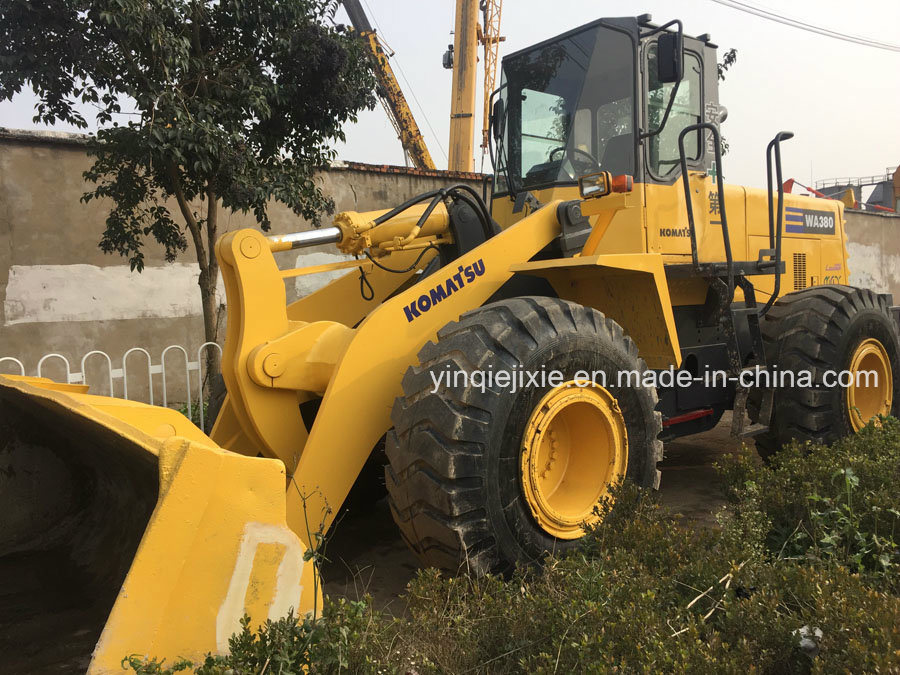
376,34,449,163
394,64,450,164
360,0,449,162
358,0,384,34
709,0,900,52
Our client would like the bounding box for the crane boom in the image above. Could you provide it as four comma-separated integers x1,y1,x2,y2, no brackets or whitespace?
342,0,436,170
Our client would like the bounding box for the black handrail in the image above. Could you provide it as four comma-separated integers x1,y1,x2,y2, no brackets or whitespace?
760,131,794,316
677,122,733,299
486,82,514,199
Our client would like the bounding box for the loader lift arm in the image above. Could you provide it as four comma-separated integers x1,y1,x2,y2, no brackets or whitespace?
212,190,560,542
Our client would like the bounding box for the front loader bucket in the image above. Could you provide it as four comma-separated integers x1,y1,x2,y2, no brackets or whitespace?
0,375,320,673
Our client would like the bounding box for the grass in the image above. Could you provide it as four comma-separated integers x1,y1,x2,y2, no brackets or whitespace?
126,418,900,674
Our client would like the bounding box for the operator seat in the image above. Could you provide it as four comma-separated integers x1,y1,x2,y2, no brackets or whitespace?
601,133,635,175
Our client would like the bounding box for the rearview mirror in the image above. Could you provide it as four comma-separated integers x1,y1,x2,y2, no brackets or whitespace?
657,32,683,83
491,98,505,142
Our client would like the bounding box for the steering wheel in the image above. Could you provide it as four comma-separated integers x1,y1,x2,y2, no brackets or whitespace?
549,146,602,178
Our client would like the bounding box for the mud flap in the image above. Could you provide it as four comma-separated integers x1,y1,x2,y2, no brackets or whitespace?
0,375,320,673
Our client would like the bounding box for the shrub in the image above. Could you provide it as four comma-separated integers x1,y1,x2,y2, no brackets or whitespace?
720,416,900,592
368,483,900,674
122,600,380,674
125,421,900,673
175,399,208,429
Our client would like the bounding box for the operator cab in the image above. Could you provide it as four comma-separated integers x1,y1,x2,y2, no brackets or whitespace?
490,15,722,206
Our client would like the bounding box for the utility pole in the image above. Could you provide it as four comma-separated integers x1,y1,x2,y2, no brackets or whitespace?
342,0,436,169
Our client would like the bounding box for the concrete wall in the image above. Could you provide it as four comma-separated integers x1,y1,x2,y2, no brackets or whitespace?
845,209,900,302
0,129,483,401
2,129,898,403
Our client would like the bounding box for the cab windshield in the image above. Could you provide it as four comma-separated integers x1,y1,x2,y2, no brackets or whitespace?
494,23,635,195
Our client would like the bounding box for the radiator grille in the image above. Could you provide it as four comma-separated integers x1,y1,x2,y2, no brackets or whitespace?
793,253,807,290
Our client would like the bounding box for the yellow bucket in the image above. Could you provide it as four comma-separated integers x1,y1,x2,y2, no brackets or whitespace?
0,375,320,673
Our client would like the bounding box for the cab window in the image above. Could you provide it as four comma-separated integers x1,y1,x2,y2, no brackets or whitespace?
520,89,567,180
647,46,702,178
494,24,635,194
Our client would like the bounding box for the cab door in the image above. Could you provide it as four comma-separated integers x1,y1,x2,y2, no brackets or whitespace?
641,39,747,265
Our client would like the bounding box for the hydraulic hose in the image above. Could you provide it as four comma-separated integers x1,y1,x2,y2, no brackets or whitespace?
373,189,443,225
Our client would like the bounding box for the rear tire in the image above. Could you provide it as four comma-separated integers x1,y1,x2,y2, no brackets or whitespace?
385,297,662,575
752,285,900,458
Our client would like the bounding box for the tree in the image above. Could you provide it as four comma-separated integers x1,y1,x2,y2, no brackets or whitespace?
717,48,738,155
717,48,738,82
0,0,376,378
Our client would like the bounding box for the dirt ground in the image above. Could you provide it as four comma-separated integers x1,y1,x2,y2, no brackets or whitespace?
322,413,746,612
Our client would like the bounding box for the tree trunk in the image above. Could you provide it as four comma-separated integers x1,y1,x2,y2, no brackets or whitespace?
202,188,221,388
168,163,222,403
198,261,221,385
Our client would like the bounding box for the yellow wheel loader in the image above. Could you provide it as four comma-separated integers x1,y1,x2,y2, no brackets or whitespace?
2,14,898,672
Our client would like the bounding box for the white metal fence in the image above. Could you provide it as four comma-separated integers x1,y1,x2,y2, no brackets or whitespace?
0,342,222,430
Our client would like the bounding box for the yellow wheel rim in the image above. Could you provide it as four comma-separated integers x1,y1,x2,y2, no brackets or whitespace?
846,338,893,431
520,380,628,540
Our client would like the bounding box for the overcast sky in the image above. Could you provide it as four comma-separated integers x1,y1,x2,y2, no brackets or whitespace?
2,0,898,191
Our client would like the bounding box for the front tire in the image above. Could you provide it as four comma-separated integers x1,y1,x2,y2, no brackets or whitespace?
385,297,662,575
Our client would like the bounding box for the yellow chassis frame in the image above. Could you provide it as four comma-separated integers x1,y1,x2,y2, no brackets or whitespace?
212,200,681,542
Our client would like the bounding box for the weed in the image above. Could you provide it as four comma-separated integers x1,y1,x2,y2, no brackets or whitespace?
125,419,900,673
